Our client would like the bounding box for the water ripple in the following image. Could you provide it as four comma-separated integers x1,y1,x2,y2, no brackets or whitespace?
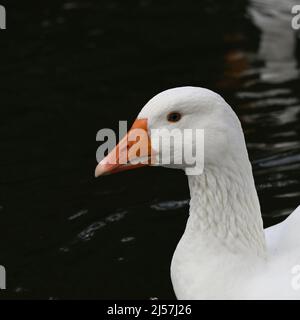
150,199,189,211
60,210,127,251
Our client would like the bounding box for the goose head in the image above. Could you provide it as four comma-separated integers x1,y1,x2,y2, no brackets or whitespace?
95,87,267,299
95,86,248,177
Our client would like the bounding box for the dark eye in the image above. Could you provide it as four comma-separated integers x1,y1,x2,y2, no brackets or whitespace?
167,112,182,123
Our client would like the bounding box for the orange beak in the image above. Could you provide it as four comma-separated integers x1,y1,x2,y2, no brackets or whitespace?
95,118,155,177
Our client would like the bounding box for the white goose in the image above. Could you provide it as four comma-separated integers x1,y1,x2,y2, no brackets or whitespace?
95,87,300,300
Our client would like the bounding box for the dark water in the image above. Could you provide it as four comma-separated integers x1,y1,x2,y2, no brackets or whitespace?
1,0,300,299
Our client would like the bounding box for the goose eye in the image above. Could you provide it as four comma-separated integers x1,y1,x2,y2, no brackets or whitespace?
167,112,182,123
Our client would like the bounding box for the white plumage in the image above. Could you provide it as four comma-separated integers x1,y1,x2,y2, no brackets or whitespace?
96,87,300,299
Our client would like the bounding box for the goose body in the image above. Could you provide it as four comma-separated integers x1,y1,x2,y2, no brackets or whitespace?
95,87,300,299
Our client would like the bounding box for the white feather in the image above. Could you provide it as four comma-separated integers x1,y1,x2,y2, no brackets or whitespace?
137,87,300,299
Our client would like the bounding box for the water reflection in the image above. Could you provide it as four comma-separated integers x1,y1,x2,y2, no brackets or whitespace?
220,0,300,221
248,0,299,83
